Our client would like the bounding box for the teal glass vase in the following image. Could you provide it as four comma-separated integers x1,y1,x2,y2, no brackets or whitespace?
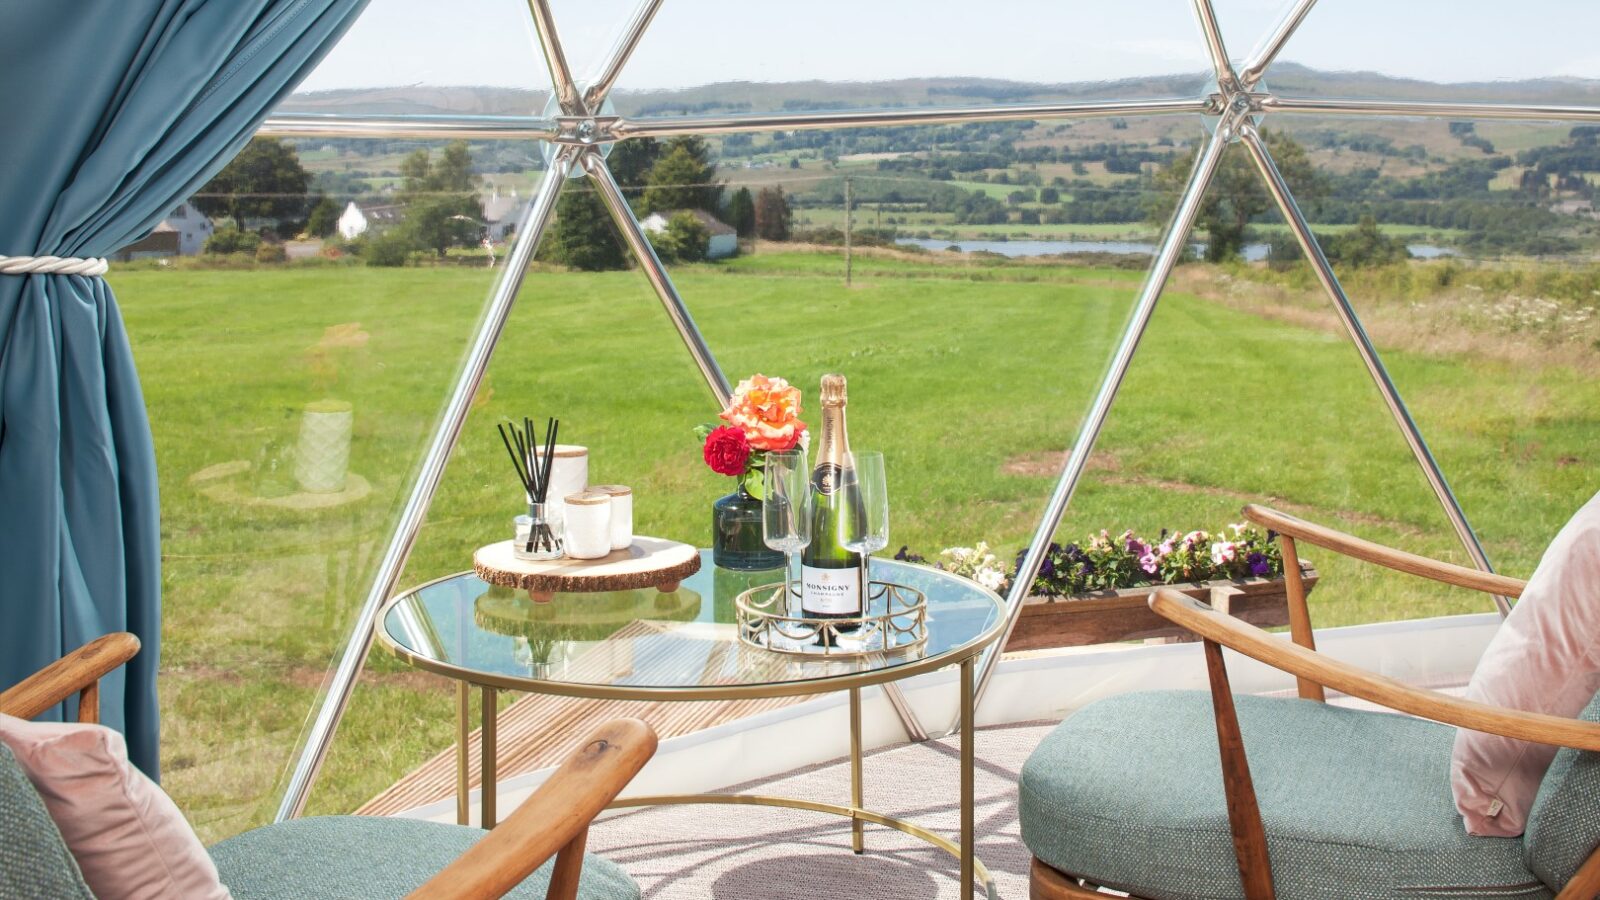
712,483,783,571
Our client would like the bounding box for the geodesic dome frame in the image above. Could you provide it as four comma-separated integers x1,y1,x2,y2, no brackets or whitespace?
262,0,1595,821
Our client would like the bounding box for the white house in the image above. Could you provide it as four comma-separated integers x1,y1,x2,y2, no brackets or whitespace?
481,188,529,242
115,201,214,259
164,202,214,255
337,201,404,240
641,209,739,259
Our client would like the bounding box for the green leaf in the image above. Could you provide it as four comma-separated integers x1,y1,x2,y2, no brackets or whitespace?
740,469,765,501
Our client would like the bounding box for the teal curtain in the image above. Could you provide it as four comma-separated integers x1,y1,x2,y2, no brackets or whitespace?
0,0,368,778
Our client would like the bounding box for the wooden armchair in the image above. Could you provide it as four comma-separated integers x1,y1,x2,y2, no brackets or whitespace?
1024,505,1600,900
0,632,141,724
2,634,657,900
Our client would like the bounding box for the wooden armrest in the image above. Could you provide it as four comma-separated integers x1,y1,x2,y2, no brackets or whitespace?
408,717,658,900
1243,504,1526,599
0,633,141,723
1148,589,1600,751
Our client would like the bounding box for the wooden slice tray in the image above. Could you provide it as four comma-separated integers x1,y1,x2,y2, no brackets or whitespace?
473,537,701,602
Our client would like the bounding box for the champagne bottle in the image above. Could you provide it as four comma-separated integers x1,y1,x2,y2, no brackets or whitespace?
801,374,865,633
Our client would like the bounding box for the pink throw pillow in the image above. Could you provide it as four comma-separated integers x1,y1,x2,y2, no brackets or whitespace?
0,714,231,900
1451,490,1600,837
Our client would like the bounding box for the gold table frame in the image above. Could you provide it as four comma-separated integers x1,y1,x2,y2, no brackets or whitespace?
378,571,1005,900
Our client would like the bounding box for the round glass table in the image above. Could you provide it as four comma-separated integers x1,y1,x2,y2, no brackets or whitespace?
378,551,1005,898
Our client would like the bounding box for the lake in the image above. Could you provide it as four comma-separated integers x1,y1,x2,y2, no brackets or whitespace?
894,237,1454,261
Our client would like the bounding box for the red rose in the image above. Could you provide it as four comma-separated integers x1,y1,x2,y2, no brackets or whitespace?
702,425,752,476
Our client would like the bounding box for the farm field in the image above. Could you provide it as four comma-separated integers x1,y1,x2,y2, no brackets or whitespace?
113,250,1599,840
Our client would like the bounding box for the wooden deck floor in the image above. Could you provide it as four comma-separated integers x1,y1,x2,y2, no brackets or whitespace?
359,618,807,817
357,689,804,816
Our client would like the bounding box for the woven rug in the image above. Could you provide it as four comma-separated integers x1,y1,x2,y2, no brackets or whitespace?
585,721,1054,899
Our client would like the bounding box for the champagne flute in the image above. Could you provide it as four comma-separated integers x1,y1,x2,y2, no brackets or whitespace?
844,451,889,606
761,449,811,615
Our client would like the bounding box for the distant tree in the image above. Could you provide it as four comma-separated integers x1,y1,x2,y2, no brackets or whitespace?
538,139,659,264
397,140,483,257
789,157,801,169
539,189,629,271
193,137,312,231
754,187,792,241
433,141,475,191
305,196,342,238
1039,187,1061,204
607,138,663,190
725,187,756,238
651,211,711,263
1152,130,1322,262
641,136,722,214
1324,215,1411,267
1071,161,1089,176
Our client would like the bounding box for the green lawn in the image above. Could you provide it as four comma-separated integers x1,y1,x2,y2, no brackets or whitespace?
112,251,1599,840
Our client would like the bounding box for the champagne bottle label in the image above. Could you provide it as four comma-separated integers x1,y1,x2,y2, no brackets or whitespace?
801,565,862,615
812,462,842,495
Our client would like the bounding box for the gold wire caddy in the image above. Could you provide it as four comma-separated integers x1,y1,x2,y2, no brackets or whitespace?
734,579,929,658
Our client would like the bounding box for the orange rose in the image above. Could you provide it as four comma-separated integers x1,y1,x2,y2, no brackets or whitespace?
719,374,807,452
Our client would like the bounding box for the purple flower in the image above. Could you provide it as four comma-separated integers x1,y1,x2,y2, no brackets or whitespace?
1139,552,1159,575
1125,537,1149,557
1040,557,1056,578
1247,552,1271,577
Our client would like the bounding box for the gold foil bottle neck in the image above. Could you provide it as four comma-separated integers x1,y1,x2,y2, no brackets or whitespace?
820,373,848,406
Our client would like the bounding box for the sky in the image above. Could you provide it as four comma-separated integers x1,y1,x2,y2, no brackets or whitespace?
296,0,1600,94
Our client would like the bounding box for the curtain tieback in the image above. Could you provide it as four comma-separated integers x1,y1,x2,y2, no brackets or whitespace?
0,255,110,277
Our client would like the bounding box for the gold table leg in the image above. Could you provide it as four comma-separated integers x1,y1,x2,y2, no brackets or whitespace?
455,681,470,826
481,685,498,829
850,686,864,854
960,657,975,899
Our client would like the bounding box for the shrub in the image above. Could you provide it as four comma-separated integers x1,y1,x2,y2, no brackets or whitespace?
254,242,287,264
651,211,711,263
203,227,260,255
362,230,415,267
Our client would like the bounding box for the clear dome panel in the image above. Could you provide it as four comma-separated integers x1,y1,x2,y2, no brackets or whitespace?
118,135,514,838
1268,0,1600,103
609,0,1213,118
312,119,1202,814
1062,133,1477,632
1258,115,1600,621
279,0,554,115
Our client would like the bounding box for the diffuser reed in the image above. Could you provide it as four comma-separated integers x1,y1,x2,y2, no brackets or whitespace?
498,417,562,558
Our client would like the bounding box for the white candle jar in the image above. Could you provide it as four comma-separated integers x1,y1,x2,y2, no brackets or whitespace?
533,445,588,532
563,491,613,559
590,484,633,551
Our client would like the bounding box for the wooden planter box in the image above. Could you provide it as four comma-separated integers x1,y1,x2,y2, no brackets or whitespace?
1004,567,1319,651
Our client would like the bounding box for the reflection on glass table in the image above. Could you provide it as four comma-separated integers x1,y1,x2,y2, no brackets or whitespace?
382,551,1003,698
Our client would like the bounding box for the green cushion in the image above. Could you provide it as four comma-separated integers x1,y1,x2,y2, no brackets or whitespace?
0,742,95,900
1524,693,1600,887
1019,691,1548,899
209,815,640,899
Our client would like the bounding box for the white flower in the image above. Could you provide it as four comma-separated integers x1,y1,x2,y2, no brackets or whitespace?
975,568,1006,591
1211,541,1237,565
